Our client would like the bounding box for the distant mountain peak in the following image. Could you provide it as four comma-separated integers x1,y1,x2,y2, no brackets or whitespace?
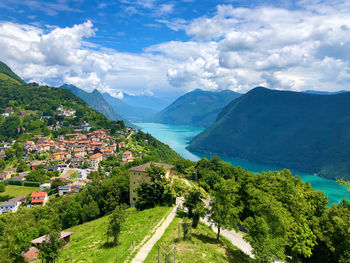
153,89,241,127
59,84,131,125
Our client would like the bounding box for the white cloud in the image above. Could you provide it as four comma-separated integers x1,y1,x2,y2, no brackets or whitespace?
1,2,350,98
157,3,174,15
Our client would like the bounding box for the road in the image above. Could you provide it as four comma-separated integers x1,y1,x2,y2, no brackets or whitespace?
181,178,256,259
126,130,134,140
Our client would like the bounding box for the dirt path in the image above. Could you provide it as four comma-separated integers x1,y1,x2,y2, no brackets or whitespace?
130,200,181,263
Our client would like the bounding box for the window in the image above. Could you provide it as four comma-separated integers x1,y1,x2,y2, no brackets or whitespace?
138,172,141,176
132,197,136,201
133,172,136,176
133,181,136,185
132,190,136,194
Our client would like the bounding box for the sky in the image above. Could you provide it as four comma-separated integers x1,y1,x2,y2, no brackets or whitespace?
0,0,350,99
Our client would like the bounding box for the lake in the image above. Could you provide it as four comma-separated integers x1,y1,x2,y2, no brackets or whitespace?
136,122,350,204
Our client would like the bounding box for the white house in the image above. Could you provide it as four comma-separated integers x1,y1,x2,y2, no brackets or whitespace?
0,201,21,214
39,183,51,191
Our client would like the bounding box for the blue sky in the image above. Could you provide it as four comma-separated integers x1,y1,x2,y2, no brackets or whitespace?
0,0,299,52
0,0,349,98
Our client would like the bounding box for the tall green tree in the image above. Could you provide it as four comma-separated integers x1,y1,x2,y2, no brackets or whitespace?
183,186,207,228
81,200,100,223
208,178,242,240
106,205,126,246
135,163,176,210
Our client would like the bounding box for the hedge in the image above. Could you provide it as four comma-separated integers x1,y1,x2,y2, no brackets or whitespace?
24,181,41,187
7,180,24,186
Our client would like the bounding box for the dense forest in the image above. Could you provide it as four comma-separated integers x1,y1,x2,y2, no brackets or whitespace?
189,87,350,180
172,157,350,263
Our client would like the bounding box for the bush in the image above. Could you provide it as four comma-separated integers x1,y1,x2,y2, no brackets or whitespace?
0,195,14,202
7,179,23,186
24,181,41,187
0,182,5,192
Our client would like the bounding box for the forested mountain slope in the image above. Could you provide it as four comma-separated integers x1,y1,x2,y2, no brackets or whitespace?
153,89,241,127
188,87,350,180
60,84,130,124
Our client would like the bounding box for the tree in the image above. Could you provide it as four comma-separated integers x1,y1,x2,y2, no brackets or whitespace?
81,200,100,223
183,186,207,228
309,202,350,263
0,182,5,192
26,169,49,183
0,209,39,263
60,198,82,229
338,179,350,191
208,178,241,240
106,205,126,246
0,159,5,171
39,228,63,263
0,115,21,139
16,161,29,173
135,163,176,210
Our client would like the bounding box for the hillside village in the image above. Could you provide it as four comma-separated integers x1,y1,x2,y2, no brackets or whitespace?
0,124,142,212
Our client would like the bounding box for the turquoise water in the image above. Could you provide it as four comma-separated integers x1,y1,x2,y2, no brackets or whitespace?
136,122,350,204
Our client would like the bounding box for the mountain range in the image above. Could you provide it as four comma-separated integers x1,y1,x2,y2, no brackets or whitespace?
60,84,126,122
153,89,241,127
102,92,156,122
188,87,350,180
121,93,170,111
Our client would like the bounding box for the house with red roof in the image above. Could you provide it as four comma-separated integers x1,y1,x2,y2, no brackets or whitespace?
89,153,103,170
122,151,132,159
73,148,86,158
102,149,115,160
30,192,48,206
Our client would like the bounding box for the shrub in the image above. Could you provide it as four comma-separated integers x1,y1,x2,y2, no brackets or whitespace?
7,179,23,186
24,181,41,187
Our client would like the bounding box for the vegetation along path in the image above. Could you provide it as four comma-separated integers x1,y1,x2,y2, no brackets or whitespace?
131,201,180,263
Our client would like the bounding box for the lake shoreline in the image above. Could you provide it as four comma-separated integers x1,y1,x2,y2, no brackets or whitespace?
135,122,350,204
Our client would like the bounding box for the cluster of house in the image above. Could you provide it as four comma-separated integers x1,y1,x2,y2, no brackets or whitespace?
0,190,50,214
0,125,140,216
56,106,76,117
23,129,123,170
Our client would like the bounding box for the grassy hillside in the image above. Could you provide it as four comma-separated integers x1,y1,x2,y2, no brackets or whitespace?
0,185,39,198
55,206,172,263
153,89,241,127
145,213,252,263
0,61,26,85
188,87,350,180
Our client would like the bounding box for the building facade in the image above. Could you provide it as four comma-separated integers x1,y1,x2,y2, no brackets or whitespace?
89,153,103,170
129,162,174,207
